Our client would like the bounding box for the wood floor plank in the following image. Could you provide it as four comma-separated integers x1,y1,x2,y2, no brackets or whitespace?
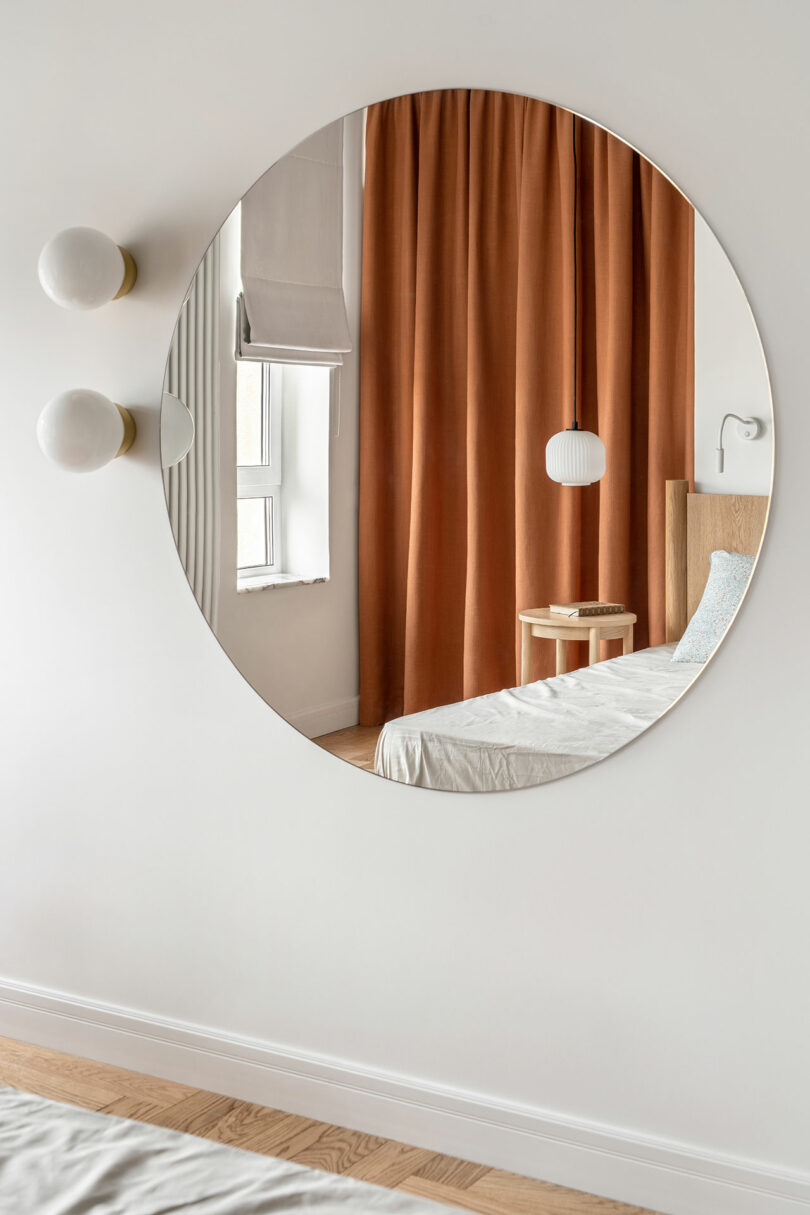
238,1111,327,1158
148,1091,240,1136
413,1152,491,1189
400,1172,662,1215
0,1058,121,1112
313,725,381,772
0,1036,196,1106
98,1095,171,1122
398,1176,500,1212
343,1140,435,1185
468,1168,659,1214
286,1123,388,1173
206,1099,291,1149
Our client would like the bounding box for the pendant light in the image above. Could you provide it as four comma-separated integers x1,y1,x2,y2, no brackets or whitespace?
545,114,606,486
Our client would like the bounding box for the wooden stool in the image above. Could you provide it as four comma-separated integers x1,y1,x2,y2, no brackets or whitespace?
518,608,637,684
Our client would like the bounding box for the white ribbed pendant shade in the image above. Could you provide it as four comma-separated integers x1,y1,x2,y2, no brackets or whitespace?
545,116,607,488
545,427,606,486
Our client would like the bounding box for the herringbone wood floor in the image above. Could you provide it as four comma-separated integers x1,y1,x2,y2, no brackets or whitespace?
0,1036,659,1214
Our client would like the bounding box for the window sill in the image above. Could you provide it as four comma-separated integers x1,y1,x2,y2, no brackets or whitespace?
237,572,329,593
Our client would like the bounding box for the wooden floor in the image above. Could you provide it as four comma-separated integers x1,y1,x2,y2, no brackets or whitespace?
0,1036,658,1214
314,724,382,772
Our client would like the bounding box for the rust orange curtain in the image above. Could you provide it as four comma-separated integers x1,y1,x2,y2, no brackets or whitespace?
359,90,694,725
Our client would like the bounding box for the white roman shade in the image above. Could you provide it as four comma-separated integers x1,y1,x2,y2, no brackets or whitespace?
238,119,351,364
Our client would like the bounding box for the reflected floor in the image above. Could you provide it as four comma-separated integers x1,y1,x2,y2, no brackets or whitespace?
313,725,381,773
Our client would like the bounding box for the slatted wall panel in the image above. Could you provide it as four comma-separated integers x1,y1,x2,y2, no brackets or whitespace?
162,236,220,630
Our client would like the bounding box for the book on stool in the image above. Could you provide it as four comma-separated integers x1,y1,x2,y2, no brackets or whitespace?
549,601,625,617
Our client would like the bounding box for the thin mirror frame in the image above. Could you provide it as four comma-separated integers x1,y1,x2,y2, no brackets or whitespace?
160,86,775,795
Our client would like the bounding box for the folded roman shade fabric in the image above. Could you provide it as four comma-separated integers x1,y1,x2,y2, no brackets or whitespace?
239,119,352,362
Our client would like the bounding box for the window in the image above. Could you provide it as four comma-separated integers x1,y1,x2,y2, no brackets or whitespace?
236,360,332,589
236,361,282,582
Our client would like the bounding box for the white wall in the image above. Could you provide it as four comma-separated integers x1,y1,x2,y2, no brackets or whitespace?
1,5,808,1214
694,213,773,494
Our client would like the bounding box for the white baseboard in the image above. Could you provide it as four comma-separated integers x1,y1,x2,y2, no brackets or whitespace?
0,976,807,1215
285,695,359,739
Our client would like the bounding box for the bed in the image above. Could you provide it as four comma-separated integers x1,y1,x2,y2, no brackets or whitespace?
1,1086,463,1214
375,481,768,792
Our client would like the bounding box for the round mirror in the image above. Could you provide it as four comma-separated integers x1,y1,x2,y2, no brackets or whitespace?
162,89,772,793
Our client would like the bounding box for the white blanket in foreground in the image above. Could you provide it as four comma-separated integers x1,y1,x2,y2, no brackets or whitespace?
0,1087,465,1214
376,644,701,792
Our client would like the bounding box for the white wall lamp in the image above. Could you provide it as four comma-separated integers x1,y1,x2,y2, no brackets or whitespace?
546,113,606,487
38,227,137,310
716,412,762,473
37,389,136,472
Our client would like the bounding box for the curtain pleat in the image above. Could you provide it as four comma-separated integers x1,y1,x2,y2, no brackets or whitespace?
359,91,694,725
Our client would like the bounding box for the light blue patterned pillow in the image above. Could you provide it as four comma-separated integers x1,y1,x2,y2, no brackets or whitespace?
671,550,755,663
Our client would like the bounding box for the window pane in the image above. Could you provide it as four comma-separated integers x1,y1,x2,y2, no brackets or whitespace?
236,361,264,466
237,497,269,569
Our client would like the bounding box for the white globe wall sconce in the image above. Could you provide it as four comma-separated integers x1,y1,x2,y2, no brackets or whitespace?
38,227,137,310
37,389,136,473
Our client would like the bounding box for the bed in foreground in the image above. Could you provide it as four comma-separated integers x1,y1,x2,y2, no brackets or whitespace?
0,1086,463,1214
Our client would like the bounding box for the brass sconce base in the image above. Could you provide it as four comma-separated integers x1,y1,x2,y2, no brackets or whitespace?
114,247,138,298
115,404,136,457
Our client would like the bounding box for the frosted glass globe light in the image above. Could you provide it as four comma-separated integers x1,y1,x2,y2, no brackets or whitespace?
37,227,137,310
545,426,606,486
37,389,136,472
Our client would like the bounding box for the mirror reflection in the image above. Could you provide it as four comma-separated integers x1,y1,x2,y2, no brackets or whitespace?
162,89,772,793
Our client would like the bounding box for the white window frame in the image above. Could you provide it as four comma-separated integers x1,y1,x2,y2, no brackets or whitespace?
237,363,283,579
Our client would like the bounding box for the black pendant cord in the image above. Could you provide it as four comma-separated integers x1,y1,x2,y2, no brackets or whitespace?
572,112,579,431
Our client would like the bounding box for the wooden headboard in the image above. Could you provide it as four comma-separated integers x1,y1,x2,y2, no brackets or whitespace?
665,480,769,642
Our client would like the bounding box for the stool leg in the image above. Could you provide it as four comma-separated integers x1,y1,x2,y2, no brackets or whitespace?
521,621,532,685
588,627,600,666
556,639,568,676
623,624,634,655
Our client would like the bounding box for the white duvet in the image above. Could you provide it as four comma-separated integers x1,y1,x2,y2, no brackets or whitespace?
0,1086,462,1214
375,644,701,792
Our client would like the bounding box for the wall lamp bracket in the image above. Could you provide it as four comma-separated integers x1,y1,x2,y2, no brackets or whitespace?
716,413,762,473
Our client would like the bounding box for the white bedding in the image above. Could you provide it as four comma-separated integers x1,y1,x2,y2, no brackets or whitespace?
0,1086,463,1214
375,644,701,792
